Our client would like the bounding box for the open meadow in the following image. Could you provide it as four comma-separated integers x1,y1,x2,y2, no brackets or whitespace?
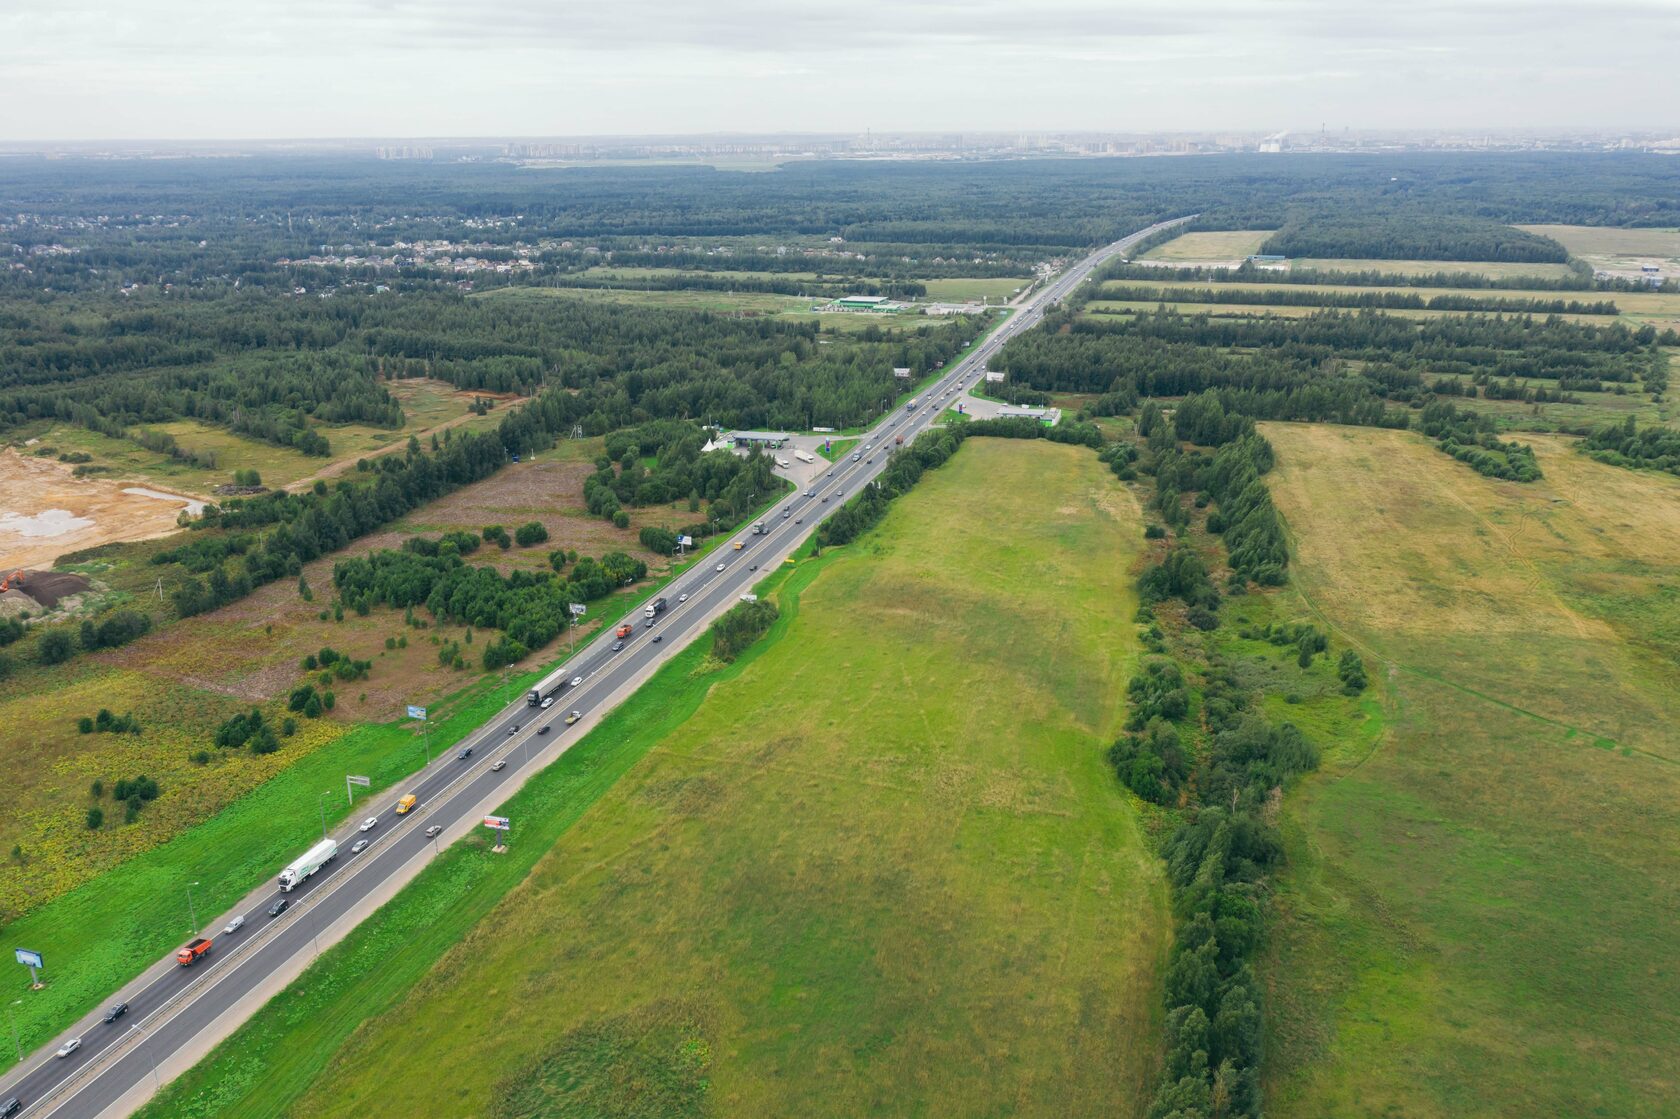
1257,423,1680,1118
1518,223,1680,273
239,438,1167,1119
1287,258,1578,281
1140,229,1274,261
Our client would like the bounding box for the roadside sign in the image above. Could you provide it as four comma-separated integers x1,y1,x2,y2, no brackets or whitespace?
483,815,510,831
347,775,370,787
406,705,427,721
677,535,693,547
568,603,587,617
14,948,42,970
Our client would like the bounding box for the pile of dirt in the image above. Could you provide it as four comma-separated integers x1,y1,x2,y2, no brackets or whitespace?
3,570,91,609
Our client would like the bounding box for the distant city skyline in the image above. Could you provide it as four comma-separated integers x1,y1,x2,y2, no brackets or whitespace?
3,0,1678,141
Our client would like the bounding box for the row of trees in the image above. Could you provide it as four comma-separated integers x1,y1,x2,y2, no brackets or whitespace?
1108,283,1617,316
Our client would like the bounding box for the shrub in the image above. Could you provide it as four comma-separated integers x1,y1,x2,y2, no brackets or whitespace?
709,599,780,662
77,717,94,734
86,807,104,830
514,521,549,547
38,629,75,665
1337,648,1369,694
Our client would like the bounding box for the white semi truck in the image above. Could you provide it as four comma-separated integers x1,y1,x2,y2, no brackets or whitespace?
278,838,338,891
793,449,816,465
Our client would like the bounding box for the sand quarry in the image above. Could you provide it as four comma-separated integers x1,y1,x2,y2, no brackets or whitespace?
0,449,204,569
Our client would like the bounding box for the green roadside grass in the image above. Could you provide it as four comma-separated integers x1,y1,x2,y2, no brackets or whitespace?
136,554,819,1119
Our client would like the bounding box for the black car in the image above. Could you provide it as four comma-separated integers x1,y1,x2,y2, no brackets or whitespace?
457,746,473,759
102,1002,129,1024
1,1097,20,1118
538,725,551,735
652,634,663,643
268,898,288,917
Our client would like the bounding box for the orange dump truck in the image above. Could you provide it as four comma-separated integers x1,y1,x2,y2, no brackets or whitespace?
176,937,212,966
616,624,633,638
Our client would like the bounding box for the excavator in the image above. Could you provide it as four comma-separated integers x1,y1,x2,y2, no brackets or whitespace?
0,570,24,593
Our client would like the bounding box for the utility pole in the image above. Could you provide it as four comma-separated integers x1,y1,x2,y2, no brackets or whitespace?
317,791,331,840
185,880,200,933
6,999,21,1062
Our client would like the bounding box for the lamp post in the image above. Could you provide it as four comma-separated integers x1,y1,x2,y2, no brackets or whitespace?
133,1021,162,1092
6,999,22,1062
317,791,332,840
185,880,200,933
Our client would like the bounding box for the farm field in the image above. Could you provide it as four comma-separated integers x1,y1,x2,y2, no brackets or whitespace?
1082,299,1610,326
1140,229,1274,261
475,283,819,315
1518,223,1680,272
1257,423,1680,1119
1287,257,1578,281
250,438,1167,1119
919,276,1030,302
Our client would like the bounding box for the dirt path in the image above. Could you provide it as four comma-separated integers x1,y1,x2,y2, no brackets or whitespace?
283,399,523,493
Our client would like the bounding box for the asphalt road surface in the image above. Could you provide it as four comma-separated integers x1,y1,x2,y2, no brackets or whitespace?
0,214,1188,1119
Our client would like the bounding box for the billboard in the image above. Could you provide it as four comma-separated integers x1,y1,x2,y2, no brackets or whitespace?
406,705,427,720
483,815,511,831
14,948,43,969
568,603,587,616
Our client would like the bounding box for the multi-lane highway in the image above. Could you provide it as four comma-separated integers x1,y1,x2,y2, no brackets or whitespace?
0,215,1187,1119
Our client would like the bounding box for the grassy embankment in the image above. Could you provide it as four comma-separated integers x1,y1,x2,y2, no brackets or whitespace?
1140,230,1275,261
143,438,1170,1119
1257,423,1680,1119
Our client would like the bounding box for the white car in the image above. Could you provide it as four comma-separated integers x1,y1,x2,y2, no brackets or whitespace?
678,593,689,603
805,489,815,498
540,696,555,709
716,563,726,572
223,915,245,935
359,816,378,832
570,676,583,688
55,1038,81,1059
425,825,443,838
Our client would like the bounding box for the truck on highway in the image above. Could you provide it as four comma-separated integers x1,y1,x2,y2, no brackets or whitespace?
894,434,904,446
753,522,767,535
176,937,212,966
616,623,633,638
906,398,919,411
793,449,816,465
643,597,668,620
278,837,338,891
395,793,418,815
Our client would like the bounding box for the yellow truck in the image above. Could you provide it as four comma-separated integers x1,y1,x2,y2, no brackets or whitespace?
395,793,418,815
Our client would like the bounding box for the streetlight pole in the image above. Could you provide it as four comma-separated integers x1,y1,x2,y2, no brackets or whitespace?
6,999,21,1062
185,880,200,933
317,792,331,840
134,1022,161,1092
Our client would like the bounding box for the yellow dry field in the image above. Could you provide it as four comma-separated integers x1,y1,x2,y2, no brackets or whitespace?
0,450,201,570
1518,223,1680,264
1258,423,1680,1118
1288,258,1577,281
1140,230,1274,261
1082,300,1608,325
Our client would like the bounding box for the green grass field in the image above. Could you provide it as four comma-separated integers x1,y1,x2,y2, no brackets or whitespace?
1083,299,1611,326
1141,230,1274,261
148,438,1170,1118
1256,423,1680,1119
475,284,818,315
919,276,1030,302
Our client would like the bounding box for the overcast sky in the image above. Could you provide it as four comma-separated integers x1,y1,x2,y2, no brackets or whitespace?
3,0,1678,140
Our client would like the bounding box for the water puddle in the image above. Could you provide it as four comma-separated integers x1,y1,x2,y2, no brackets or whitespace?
0,509,96,538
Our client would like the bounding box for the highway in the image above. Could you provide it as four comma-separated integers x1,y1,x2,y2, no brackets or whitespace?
0,214,1187,1119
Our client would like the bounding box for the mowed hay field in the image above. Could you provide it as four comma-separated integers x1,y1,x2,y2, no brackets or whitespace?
1141,229,1274,261
291,439,1169,1119
1257,424,1680,1118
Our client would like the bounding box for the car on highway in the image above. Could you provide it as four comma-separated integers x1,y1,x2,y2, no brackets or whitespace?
538,725,551,735
359,816,378,831
820,496,828,503
223,915,245,935
795,518,803,525
782,510,790,518
351,838,369,854
425,825,443,838
679,593,689,602
612,640,623,651
268,898,288,918
458,746,473,759
827,470,835,477
2,1096,21,1117
865,458,873,464
566,710,581,725
102,1002,129,1024
852,453,861,461
55,1038,81,1059
805,489,815,498
570,676,583,687
653,634,663,643
540,696,555,709
837,489,844,497
716,562,726,572
491,758,506,771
